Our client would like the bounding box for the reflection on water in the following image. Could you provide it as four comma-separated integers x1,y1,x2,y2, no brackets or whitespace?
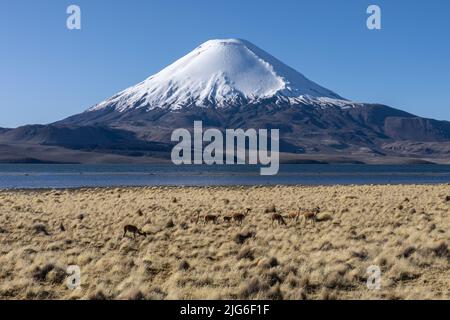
1,164,450,189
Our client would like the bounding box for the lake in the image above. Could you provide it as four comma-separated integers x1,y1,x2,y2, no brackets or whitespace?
1,164,450,189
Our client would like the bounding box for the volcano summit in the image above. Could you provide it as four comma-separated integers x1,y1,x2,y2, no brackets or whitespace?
88,39,346,112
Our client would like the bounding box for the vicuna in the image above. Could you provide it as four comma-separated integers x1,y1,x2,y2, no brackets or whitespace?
123,225,146,238
233,208,251,224
271,213,287,226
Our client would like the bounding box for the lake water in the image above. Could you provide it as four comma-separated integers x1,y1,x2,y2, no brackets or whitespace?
1,164,450,189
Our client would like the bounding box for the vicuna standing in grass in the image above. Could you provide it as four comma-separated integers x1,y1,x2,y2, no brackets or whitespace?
303,207,320,223
287,211,300,224
204,214,219,224
123,225,146,238
222,215,233,223
233,208,251,225
271,213,287,226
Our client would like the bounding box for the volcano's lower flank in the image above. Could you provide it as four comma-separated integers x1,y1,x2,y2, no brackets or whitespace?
0,185,449,300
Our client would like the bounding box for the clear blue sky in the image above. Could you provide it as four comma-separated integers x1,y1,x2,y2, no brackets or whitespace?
1,0,449,127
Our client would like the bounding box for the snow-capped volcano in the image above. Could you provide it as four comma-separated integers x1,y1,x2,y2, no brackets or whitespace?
5,38,450,165
89,39,346,112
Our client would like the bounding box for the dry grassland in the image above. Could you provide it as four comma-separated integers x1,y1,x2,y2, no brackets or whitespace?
0,185,449,300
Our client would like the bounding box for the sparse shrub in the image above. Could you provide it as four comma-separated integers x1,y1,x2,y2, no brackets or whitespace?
266,285,283,300
47,267,67,284
316,213,332,222
179,222,188,230
179,260,190,271
239,277,268,298
374,255,389,267
25,289,37,299
264,205,276,213
398,270,419,282
236,247,254,260
196,275,213,287
286,274,299,288
147,287,167,300
32,264,56,282
119,242,138,254
258,257,279,269
35,290,54,299
265,271,283,286
324,271,345,289
399,246,416,258
289,288,307,300
430,242,448,257
166,219,175,228
319,241,333,251
32,223,50,236
119,288,145,300
393,221,402,228
351,249,368,260
88,289,108,300
268,257,279,268
233,231,255,244
319,288,336,300
391,261,419,282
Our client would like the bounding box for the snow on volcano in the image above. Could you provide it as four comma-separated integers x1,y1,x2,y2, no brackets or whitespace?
88,39,349,112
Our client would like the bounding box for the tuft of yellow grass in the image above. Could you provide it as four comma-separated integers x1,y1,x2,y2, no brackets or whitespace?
0,185,449,300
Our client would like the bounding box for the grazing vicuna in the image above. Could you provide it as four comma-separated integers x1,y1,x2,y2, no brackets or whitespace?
271,213,287,226
123,225,146,238
233,208,251,225
303,207,320,223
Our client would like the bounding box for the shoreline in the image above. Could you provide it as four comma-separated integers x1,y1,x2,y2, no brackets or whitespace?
1,182,450,192
3,164,450,189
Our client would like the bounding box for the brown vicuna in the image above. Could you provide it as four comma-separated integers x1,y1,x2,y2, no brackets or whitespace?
271,213,287,226
222,215,233,223
123,225,146,238
204,214,219,224
233,208,251,225
287,211,300,223
303,207,320,223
